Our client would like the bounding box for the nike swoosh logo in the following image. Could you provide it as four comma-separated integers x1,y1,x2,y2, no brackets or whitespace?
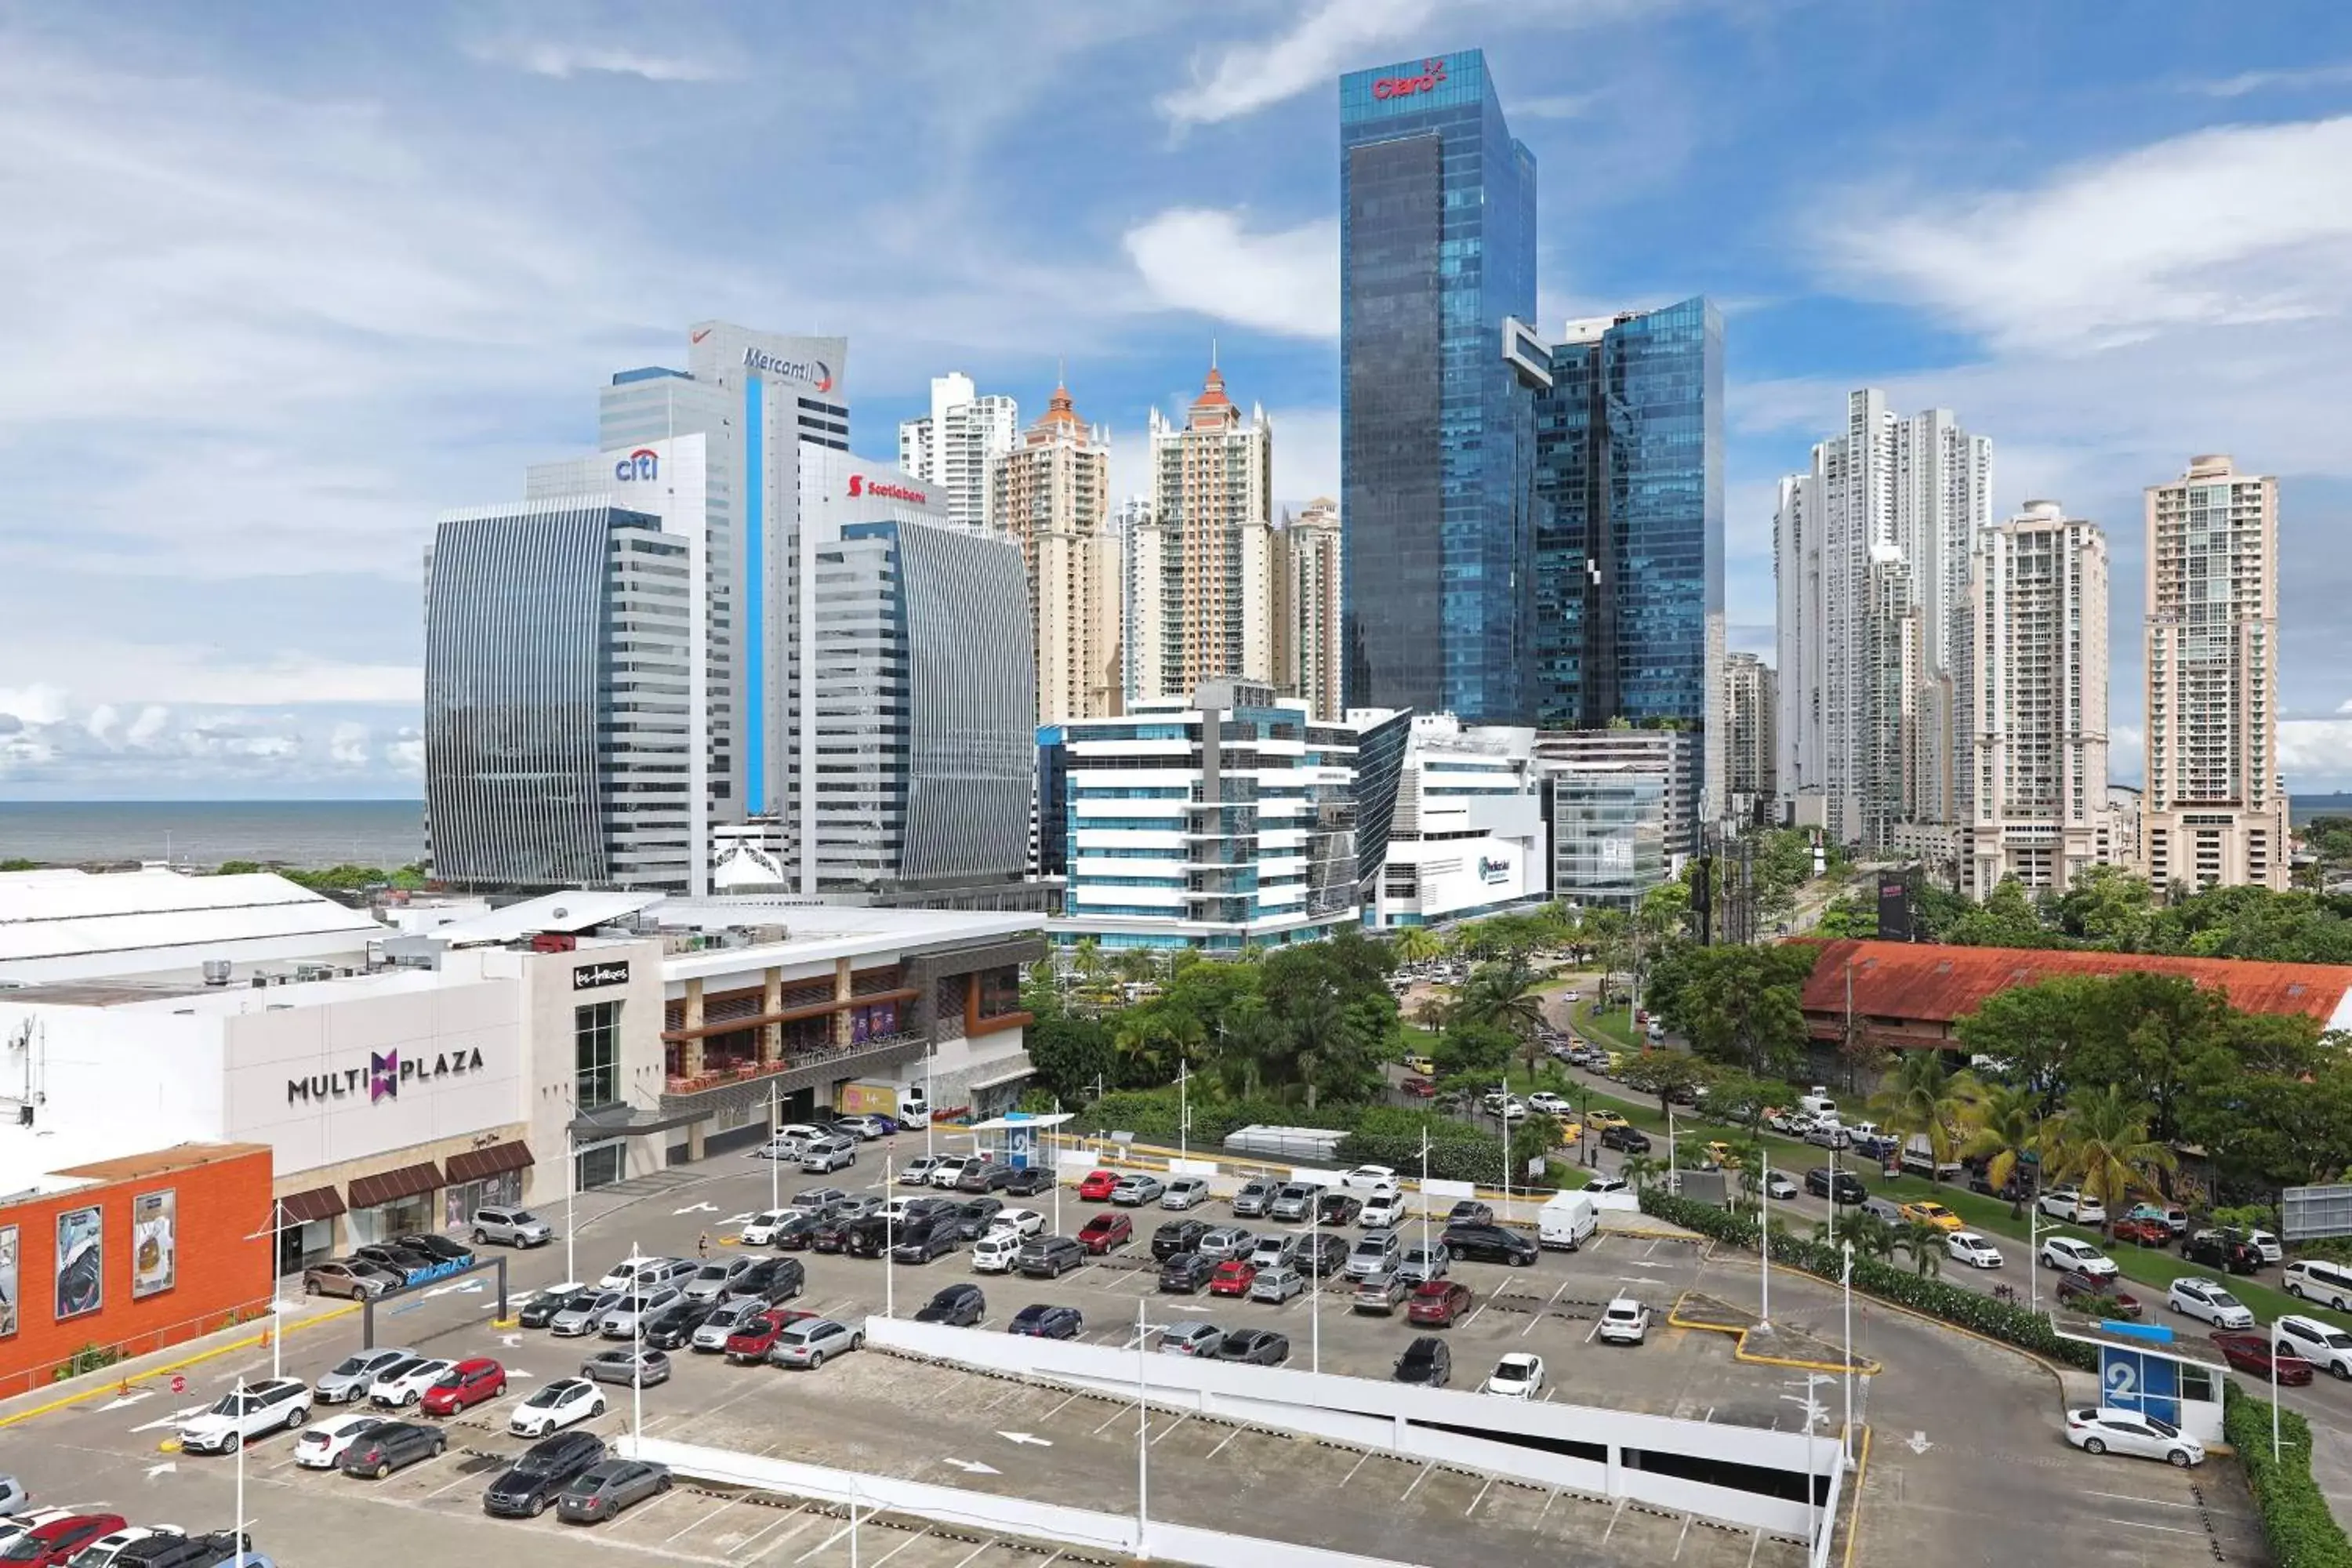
691,328,713,343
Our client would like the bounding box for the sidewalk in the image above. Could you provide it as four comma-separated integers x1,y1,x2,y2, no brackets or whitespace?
0,1291,359,1432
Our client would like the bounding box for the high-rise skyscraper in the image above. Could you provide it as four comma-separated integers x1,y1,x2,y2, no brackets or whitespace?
1961,502,2114,898
1340,48,1544,725
2141,455,2288,891
1273,498,1345,720
1722,652,1776,822
1773,391,1991,847
1127,364,1274,707
899,372,1018,536
1536,298,1726,813
989,383,1122,722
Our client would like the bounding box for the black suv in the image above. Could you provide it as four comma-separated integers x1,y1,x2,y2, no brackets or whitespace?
1393,1335,1451,1387
915,1283,985,1326
844,1216,894,1258
1004,1167,1055,1196
948,1200,1004,1241
727,1255,807,1305
1298,1232,1352,1279
1445,1200,1496,1227
118,1536,253,1568
1441,1223,1537,1265
2183,1229,2263,1275
1152,1219,1211,1261
484,1430,607,1518
890,1217,960,1264
1600,1125,1652,1155
641,1300,718,1350
1315,1192,1363,1226
397,1233,477,1269
1157,1251,1212,1293
1805,1167,1867,1204
341,1420,445,1478
1018,1236,1087,1278
521,1284,595,1330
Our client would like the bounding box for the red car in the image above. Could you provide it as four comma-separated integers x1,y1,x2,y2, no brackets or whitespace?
2055,1272,2143,1319
1078,1213,1133,1254
1207,1259,1258,1298
0,1515,125,1568
1077,1170,1120,1201
419,1356,507,1415
2211,1332,2315,1385
1402,1077,1436,1098
2111,1218,2172,1247
724,1308,815,1363
1406,1280,1475,1327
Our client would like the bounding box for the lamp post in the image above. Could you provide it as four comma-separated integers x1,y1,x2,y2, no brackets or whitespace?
884,1155,896,1319
1178,1058,1190,1164
233,1373,249,1568
2273,1313,2285,1462
626,1243,646,1446
2028,1206,2041,1312
1418,1127,1431,1265
1841,1241,1856,1465
1758,1145,1772,1327
1499,1075,1512,1222
1308,1194,1322,1374
768,1081,782,1217
564,1127,577,1285
1135,1294,1150,1561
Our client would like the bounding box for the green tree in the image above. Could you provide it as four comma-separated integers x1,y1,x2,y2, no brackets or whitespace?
1390,925,1444,967
1943,877,2060,948
2045,1084,2176,1236
1812,895,1878,938
2049,865,2158,950
1451,958,1548,1074
1644,943,1813,1078
1025,1014,1117,1105
1895,1219,1945,1278
1867,1052,1982,1169
1957,1082,2043,1219
1618,1050,1705,1119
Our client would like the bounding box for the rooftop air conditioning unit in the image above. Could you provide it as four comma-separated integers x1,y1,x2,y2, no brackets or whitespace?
201,959,232,987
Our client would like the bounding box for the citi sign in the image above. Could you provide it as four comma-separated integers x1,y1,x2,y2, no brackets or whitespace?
614,448,659,482
848,474,928,505
742,345,834,393
1372,58,1448,100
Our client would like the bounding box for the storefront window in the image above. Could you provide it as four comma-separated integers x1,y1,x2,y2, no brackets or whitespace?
850,1001,898,1043
445,1171,524,1228
575,1141,626,1191
275,1219,332,1276
352,1193,435,1245
576,1000,621,1108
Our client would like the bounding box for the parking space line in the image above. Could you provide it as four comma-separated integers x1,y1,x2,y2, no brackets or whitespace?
420,1469,481,1501
1340,1450,1373,1487
1464,1476,1494,1516
1398,1461,1435,1501
2081,1490,2199,1511
667,1500,737,1541
1206,1427,1240,1459
866,1527,931,1567
1091,1403,1141,1436
944,1543,996,1568
1150,1412,1190,1446
1039,1391,1087,1421
728,1504,808,1556
1602,1497,1626,1543
2096,1516,2203,1537
1672,1512,1692,1559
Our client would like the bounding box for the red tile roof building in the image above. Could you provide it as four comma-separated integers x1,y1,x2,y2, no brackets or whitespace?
1797,939,2352,1051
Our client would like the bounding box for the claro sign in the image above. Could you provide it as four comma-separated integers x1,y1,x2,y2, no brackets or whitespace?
287,1047,487,1107
1372,57,1449,100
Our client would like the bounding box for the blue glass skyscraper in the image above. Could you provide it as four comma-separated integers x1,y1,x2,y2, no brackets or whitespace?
1534,299,1724,735
1340,49,1544,725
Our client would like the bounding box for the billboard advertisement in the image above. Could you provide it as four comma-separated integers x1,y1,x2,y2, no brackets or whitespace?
55,1206,103,1322
131,1189,178,1299
0,1225,16,1338
839,1081,901,1118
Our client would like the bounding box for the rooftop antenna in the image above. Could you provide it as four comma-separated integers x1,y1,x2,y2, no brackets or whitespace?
1210,335,1218,370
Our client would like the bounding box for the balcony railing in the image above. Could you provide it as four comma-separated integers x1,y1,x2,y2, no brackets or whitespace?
663,1030,925,1098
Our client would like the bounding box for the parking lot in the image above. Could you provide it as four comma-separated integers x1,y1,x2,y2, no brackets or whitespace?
0,1142,2284,1568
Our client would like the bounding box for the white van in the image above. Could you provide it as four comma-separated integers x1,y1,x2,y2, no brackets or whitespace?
1538,1191,1598,1251
2285,1258,2352,1312
1798,1087,1838,1123
971,1232,1022,1274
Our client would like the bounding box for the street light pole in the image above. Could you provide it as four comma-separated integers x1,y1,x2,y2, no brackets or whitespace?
1309,1196,1322,1375
884,1155,896,1319
1759,1145,1771,1327
269,1203,287,1381
1135,1294,1150,1561
2274,1313,2285,1461
564,1129,577,1285
233,1373,248,1568
1418,1127,1430,1265
1841,1242,1855,1464
1178,1058,1189,1164
769,1082,782,1217
628,1243,645,1445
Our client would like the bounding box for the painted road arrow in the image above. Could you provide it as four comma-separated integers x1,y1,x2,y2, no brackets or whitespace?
1905,1430,1933,1455
96,1390,155,1412
673,1201,720,1216
132,1405,207,1433
996,1432,1053,1447
145,1462,176,1479
942,1459,1001,1475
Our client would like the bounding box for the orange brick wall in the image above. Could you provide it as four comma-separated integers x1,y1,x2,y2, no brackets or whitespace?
0,1149,274,1390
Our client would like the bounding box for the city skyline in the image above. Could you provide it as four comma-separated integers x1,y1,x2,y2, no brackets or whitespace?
9,3,2352,797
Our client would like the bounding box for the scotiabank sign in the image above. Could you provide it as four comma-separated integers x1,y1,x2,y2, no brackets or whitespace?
848,474,928,505
1372,57,1448,100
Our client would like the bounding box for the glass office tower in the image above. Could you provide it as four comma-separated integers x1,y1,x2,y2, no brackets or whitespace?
1534,298,1725,737
1340,49,1541,724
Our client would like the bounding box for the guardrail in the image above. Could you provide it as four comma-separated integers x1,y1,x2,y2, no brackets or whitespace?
0,1294,278,1402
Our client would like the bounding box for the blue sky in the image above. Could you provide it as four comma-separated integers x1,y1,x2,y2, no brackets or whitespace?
7,0,2352,798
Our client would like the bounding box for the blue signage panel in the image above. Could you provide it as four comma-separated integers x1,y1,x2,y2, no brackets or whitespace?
1005,1124,1034,1171
2100,1345,2181,1425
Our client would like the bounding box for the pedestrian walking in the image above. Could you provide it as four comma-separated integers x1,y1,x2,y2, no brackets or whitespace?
697,1231,710,1258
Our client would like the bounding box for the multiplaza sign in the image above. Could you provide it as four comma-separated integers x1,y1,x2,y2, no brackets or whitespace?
1371,58,1448,100
742,344,834,393
286,1047,487,1106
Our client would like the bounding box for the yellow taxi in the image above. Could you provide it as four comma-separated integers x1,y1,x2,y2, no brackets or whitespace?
1701,1140,1740,1170
1898,1200,1964,1232
1552,1117,1584,1144
1585,1109,1631,1133
1404,1054,1437,1078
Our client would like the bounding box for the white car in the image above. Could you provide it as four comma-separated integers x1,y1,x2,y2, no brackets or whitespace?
1483,1352,1546,1399
2040,1236,2116,1279
756,1126,823,1160
1360,1190,1407,1228
60,1527,183,1568
740,1210,794,1246
1160,1178,1213,1210
1526,1092,1570,1116
2167,1278,2255,1329
599,1255,688,1291
1946,1231,2005,1269
1585,1175,1631,1199
2239,1228,2285,1265
294,1412,387,1470
597,1287,683,1337
988,1207,1047,1238
176,1377,312,1454
690,1298,768,1352
2064,1406,2205,1468
899,1156,955,1187
508,1376,605,1437
369,1357,456,1407
1597,1297,1651,1345
2274,1315,2352,1379
1341,1164,1401,1195
928,1159,969,1189
1763,1172,1798,1202
2038,1188,2107,1225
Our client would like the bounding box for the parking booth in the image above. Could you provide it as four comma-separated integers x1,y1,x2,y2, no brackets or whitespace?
2056,1319,2226,1446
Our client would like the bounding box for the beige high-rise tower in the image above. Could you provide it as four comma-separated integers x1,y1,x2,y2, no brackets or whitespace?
989,383,1121,722
2141,455,2287,892
1128,361,1273,706
1273,497,1343,720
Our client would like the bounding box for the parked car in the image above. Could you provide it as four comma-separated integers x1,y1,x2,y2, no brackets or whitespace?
1763,1171,1800,1201
2063,1406,2204,1468
419,1357,507,1416
351,1244,437,1286
1232,1179,1276,1218
767,1213,831,1250
470,1207,553,1247
890,1216,963,1265
757,1125,825,1160
1269,1184,1316,1222
295,1413,385,1470
724,1256,807,1307
1297,1232,1351,1279
1109,1174,1165,1207
1208,1258,1258,1298
680,1257,756,1303
1945,1231,2004,1269
1445,1200,1494,1227
517,1284,592,1330
1161,1177,1213,1210
1007,1303,1084,1339
1077,1170,1120,1201
939,1199,1005,1242
1156,1251,1213,1294
1077,1214,1133,1254
1597,1297,1652,1345
1406,1280,1474,1327
1601,1125,1653,1155
1396,1246,1449,1286
1196,1226,1255,1261
397,1233,477,1270
1352,1269,1410,1314
1483,1352,1546,1399
64,1529,180,1568
2111,1218,2173,1247
1018,1236,1088,1278
1215,1328,1290,1366
482,1430,606,1519
581,1348,672,1387
301,1259,400,1300
2226,1227,2285,1266
177,1377,312,1453
506,1377,604,1438
1004,1166,1056,1197
2038,1189,2107,1225
835,1113,895,1141
1249,1265,1307,1305
339,1421,444,1479
2056,1272,2143,1319
955,1160,1014,1194
314,1347,417,1405
597,1287,684,1339
800,1138,858,1174
989,1207,1047,1239
1159,1323,1225,1358
1346,1229,1403,1279
899,1156,955,1187
770,1318,862,1369
556,1459,672,1523
691,1299,771,1353
1392,1336,1450,1387
2285,1258,2352,1310
724,1308,813,1363
2211,1332,2315,1385
1441,1223,1537,1266
1804,1124,1853,1150
639,1301,717,1351
1359,1190,1407,1229
1341,1164,1401,1194
915,1284,985,1327
1315,1191,1363,1227
2183,1229,2264,1276
1152,1219,1211,1261
598,1256,695,1293
2167,1277,2256,1329
2039,1236,2118,1279
2273,1315,2352,1379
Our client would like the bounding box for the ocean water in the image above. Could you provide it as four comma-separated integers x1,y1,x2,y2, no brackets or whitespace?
0,800,425,870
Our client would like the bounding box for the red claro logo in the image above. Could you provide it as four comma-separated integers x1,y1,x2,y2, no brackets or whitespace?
848,474,927,504
1372,58,1448,100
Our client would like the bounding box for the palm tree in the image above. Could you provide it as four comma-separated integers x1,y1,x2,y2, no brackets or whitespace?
1868,1052,1983,1171
1453,959,1548,1073
1620,1153,1661,1190
1391,926,1444,968
1958,1083,2043,1220
2045,1084,2176,1238
1896,1219,1945,1278
1844,1210,1899,1264
1071,937,1115,1011
1210,1001,1281,1100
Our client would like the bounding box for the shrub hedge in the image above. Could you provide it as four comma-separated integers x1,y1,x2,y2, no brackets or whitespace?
2225,1382,2352,1568
1637,1187,2098,1370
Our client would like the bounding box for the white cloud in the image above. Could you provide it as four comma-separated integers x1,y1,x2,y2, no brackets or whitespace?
1824,116,2352,354
459,34,736,82
1513,93,1598,120
328,723,371,766
2281,719,2352,789
0,686,71,728
1156,0,1432,129
2190,62,2352,98
1123,209,1339,339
